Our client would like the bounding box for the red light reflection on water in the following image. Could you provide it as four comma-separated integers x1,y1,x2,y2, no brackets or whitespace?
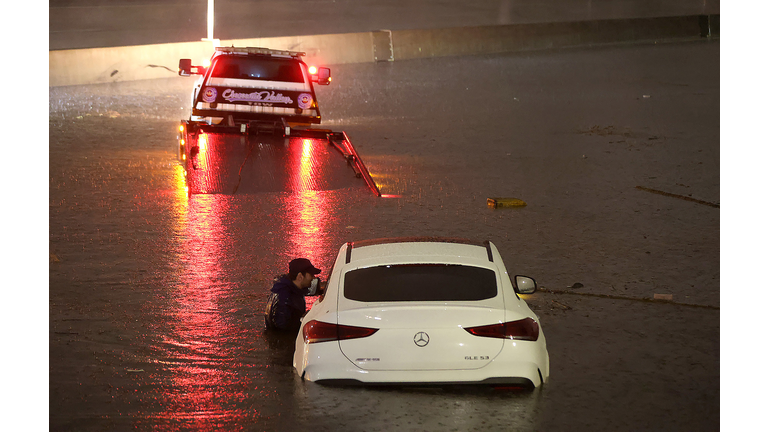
284,139,331,281
196,133,209,171
160,170,247,427
187,132,233,194
192,133,213,193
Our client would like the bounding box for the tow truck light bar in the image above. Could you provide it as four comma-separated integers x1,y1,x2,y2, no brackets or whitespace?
215,46,306,58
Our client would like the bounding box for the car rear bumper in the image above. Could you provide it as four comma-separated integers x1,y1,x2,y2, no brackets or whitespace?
294,337,549,387
191,109,320,125
314,376,536,389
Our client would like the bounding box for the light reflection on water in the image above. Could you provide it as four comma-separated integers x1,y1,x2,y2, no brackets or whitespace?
156,176,246,426
183,133,362,195
285,139,330,265
146,148,345,427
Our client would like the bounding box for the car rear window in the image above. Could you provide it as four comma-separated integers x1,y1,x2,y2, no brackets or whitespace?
344,264,497,302
210,56,304,83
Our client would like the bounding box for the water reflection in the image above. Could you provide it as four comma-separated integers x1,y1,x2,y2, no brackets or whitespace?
290,380,543,431
281,138,335,311
187,132,227,194
149,139,368,427
184,134,362,195
284,139,330,263
156,150,338,427
155,169,246,427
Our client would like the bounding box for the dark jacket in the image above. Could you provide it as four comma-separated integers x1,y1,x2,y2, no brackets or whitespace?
265,275,309,332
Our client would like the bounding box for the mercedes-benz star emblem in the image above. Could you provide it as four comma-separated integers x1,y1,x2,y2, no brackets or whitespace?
413,332,430,347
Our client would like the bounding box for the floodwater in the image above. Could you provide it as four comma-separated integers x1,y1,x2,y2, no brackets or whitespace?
179,133,366,195
50,40,719,430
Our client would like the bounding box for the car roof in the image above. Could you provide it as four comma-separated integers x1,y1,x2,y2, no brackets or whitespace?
344,237,495,266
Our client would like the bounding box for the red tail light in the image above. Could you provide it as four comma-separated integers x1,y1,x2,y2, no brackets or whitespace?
465,318,539,341
302,320,379,344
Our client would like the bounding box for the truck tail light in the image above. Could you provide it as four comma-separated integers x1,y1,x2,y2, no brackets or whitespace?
303,320,378,344
465,318,539,341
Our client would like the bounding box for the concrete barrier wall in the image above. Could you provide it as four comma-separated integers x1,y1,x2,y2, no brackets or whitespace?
392,16,705,60
49,41,214,87
49,15,717,87
223,32,376,66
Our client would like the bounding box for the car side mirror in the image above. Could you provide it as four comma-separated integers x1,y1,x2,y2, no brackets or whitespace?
179,59,192,76
317,67,331,85
513,275,537,294
308,278,327,296
179,59,206,76
308,278,320,295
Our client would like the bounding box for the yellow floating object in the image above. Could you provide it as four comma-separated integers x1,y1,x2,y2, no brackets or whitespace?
487,198,527,208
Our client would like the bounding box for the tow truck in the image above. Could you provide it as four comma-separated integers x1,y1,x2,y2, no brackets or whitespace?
177,46,380,196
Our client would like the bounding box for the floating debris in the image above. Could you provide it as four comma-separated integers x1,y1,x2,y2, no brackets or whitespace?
487,198,526,208
635,186,719,208
581,125,616,136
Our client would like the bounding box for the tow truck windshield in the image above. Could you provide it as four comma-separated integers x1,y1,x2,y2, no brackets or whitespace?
210,56,305,83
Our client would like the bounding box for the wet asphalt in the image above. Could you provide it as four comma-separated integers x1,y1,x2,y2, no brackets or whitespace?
50,40,719,430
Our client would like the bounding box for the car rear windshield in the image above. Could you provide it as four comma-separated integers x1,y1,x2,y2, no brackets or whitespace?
344,264,497,302
210,56,304,83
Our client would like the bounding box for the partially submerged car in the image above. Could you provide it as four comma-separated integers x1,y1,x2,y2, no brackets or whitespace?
293,237,550,388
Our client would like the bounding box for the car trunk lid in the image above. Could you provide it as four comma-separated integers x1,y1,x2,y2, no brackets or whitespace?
337,304,505,371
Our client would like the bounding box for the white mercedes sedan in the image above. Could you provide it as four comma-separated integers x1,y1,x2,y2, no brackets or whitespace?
293,237,550,389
